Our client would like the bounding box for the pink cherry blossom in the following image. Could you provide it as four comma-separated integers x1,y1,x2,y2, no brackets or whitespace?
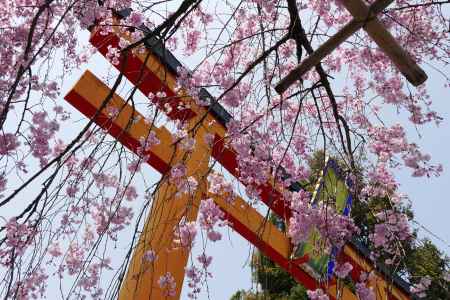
307,288,329,300
158,272,177,297
143,249,157,263
128,11,144,27
410,276,432,298
174,220,197,248
0,1,448,298
334,262,353,279
0,133,20,155
198,198,225,242
185,266,202,299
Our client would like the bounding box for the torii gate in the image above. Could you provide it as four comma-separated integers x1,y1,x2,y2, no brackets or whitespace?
63,1,421,298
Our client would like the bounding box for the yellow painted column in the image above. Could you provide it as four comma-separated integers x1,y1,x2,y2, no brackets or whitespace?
119,120,212,300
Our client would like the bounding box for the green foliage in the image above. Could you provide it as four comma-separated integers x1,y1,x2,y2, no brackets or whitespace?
253,251,297,296
286,285,308,300
229,214,309,300
307,150,327,186
404,239,450,299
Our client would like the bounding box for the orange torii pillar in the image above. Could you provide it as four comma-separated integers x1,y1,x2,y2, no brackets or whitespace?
118,123,212,298
65,71,213,298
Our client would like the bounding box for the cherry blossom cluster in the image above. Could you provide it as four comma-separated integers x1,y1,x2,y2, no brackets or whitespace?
143,249,157,263
174,219,197,248
0,218,35,267
158,272,177,297
170,163,199,197
334,262,353,279
11,267,48,300
137,131,161,157
185,253,213,299
198,198,226,242
207,172,236,203
355,272,376,300
368,124,442,178
306,288,329,300
288,190,358,249
176,67,209,106
410,276,432,298
370,208,412,264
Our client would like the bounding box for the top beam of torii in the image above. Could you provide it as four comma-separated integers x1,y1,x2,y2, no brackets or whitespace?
275,0,427,93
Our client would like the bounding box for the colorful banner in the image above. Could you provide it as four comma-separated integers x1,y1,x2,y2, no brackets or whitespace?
294,158,353,279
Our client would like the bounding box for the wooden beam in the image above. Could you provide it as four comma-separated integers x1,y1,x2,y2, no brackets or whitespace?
275,0,394,93
64,70,176,173
209,186,291,260
275,0,427,94
327,283,359,300
341,0,427,86
341,245,411,300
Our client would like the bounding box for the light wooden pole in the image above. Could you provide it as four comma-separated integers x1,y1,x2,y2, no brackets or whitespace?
275,0,427,94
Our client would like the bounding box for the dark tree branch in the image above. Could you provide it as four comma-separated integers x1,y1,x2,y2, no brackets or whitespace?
284,0,356,171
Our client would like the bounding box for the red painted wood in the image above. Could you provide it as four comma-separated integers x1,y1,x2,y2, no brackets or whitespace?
220,209,320,291
211,134,291,219
291,254,310,265
387,289,399,300
90,31,197,122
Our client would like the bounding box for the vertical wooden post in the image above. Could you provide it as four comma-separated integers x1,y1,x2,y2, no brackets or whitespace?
118,119,212,300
